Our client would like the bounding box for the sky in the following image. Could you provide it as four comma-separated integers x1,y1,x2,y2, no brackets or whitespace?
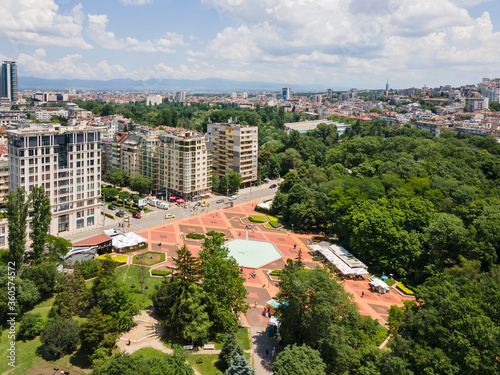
1,0,500,89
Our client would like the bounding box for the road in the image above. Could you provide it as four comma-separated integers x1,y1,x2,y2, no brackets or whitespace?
63,179,280,243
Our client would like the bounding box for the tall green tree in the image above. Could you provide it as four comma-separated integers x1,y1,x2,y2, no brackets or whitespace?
45,235,72,261
276,265,373,374
29,186,52,263
200,233,248,332
130,174,154,194
51,271,90,318
7,188,29,274
378,258,500,375
105,167,127,188
80,307,119,355
227,354,255,375
40,316,80,360
152,245,211,343
272,344,326,375
21,261,58,296
218,329,244,371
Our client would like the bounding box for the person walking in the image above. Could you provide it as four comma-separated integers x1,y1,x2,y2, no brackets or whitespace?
254,300,257,308
361,291,364,297
272,347,276,357
266,348,269,357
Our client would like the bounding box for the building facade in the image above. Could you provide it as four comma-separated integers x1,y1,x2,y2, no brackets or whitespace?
1,61,18,102
101,128,211,200
282,87,291,101
8,123,104,234
175,91,186,102
207,122,258,187
146,95,163,106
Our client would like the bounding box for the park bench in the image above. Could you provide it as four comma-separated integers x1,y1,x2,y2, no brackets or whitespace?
183,345,194,350
203,344,215,350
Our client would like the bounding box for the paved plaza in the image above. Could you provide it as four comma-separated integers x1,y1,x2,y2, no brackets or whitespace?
125,199,415,374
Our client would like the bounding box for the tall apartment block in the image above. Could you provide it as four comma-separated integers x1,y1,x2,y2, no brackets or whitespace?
176,91,186,102
1,61,18,102
282,87,291,101
101,128,211,200
207,123,258,188
8,123,104,234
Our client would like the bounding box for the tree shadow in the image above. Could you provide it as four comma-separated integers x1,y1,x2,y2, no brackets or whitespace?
251,328,279,372
69,349,92,369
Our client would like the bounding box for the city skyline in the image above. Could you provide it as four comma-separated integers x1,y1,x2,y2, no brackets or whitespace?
0,0,500,89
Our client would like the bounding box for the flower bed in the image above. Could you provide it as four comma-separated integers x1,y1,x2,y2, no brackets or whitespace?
396,282,414,295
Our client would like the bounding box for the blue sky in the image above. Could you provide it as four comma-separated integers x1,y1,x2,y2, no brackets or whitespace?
1,0,499,89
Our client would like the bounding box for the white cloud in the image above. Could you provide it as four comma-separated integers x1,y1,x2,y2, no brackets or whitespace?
120,0,153,5
87,14,184,53
17,49,126,79
0,1,92,49
197,0,500,86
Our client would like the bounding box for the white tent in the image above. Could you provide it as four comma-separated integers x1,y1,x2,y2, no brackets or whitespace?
112,232,147,251
256,202,271,210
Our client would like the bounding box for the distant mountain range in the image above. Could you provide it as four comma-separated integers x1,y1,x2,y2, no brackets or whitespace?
19,76,345,92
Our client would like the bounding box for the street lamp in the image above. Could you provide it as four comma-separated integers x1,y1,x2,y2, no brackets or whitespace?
291,224,294,233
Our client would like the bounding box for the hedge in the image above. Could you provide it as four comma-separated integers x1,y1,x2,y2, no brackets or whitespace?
152,269,171,276
270,270,282,277
249,215,267,223
396,282,414,295
206,231,223,237
267,215,278,222
186,233,205,239
269,221,281,228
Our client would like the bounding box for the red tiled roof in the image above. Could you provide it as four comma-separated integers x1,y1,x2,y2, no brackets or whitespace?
73,233,112,247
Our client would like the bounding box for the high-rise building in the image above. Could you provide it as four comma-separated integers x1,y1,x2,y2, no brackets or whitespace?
282,87,291,101
1,61,18,102
8,123,104,234
207,122,258,188
176,91,186,102
101,128,211,200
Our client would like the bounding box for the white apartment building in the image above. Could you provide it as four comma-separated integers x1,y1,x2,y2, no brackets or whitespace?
207,122,258,187
35,109,69,122
8,123,104,234
146,95,163,106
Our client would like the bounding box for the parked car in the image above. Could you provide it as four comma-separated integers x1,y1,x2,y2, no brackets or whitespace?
100,201,106,206
229,195,237,201
164,214,175,219
269,184,277,188
216,199,224,204
108,204,116,210
132,212,141,219
124,216,129,222
201,201,210,207
115,211,124,218
158,202,169,210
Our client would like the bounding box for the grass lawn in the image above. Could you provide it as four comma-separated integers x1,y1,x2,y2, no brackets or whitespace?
0,296,91,375
119,265,164,309
209,327,251,350
132,251,165,266
96,254,128,263
188,354,221,375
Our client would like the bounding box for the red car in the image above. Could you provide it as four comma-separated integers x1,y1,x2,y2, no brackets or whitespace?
132,212,141,219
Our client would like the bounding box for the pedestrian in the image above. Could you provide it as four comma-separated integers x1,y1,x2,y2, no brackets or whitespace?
266,348,269,357
272,347,275,357
361,291,364,297
254,300,257,308
294,244,296,249
128,338,131,346
253,271,256,278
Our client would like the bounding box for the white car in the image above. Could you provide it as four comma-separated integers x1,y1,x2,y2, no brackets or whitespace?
229,195,237,201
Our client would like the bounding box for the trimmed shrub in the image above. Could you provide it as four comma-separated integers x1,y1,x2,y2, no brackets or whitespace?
270,270,282,277
249,215,267,223
152,269,171,276
74,259,101,280
267,215,278,222
196,357,204,364
186,233,205,239
269,221,281,228
206,230,223,237
396,282,414,295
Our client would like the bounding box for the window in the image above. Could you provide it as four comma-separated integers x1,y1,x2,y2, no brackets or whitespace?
87,216,94,226
76,219,84,229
